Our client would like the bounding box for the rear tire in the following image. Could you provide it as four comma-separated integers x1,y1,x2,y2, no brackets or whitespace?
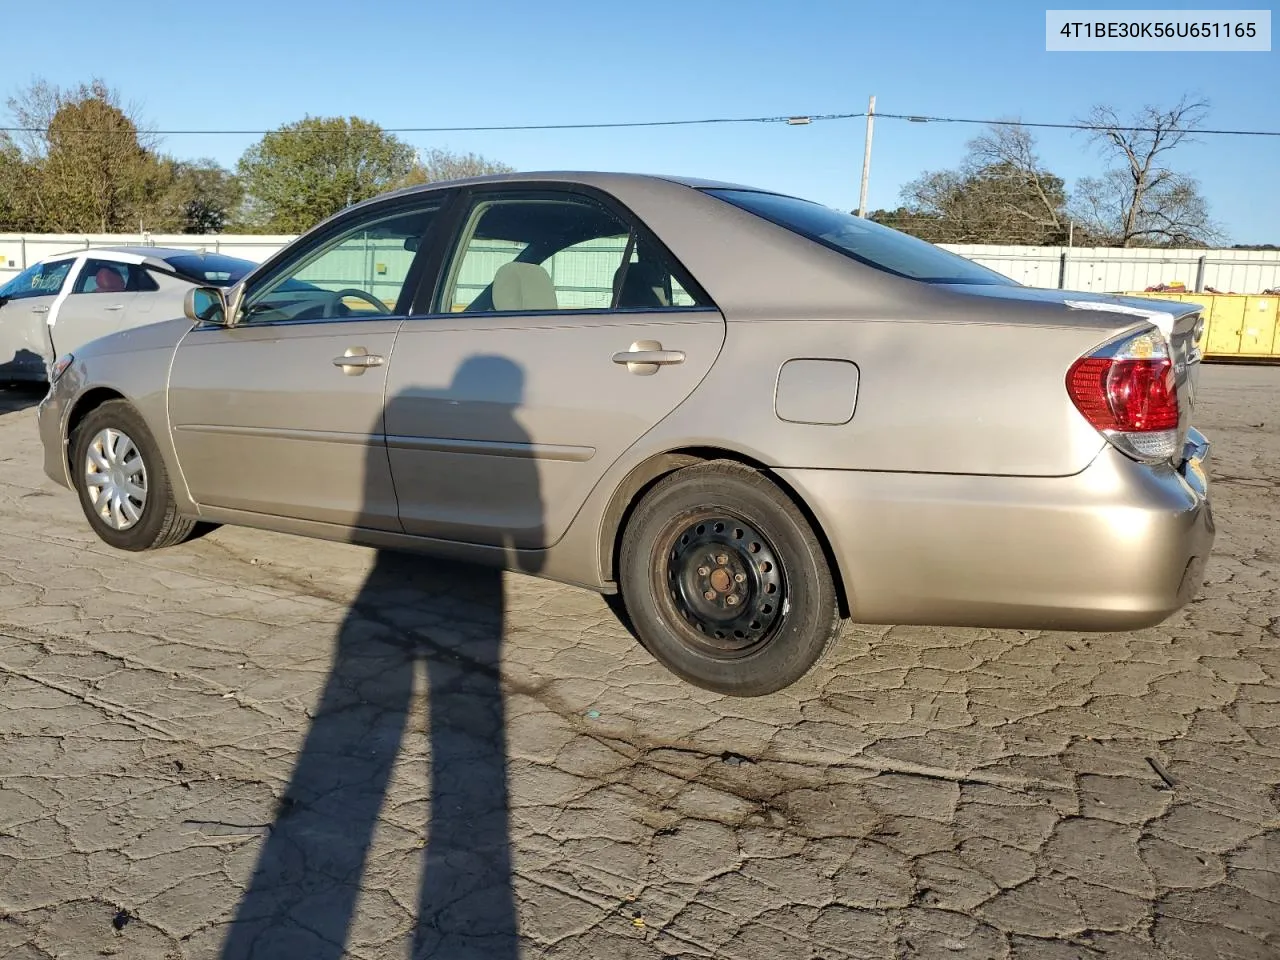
70,400,196,551
618,460,841,696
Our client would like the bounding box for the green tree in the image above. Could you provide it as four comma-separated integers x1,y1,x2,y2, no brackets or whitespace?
152,158,244,233
237,116,416,232
0,133,33,230
6,78,163,232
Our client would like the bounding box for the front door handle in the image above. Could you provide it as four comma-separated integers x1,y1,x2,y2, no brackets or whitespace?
31,306,49,315
104,304,125,311
612,339,685,376
332,347,385,375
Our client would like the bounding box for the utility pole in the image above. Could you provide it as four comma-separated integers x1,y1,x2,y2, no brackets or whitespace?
857,94,876,218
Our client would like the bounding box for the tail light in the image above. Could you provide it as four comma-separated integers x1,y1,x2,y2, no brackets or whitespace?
1066,327,1180,462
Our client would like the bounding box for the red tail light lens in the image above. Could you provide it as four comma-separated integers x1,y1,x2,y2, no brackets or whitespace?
1067,328,1180,462
1067,356,1179,432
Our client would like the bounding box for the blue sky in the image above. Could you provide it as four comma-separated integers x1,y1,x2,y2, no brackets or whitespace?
5,0,1278,241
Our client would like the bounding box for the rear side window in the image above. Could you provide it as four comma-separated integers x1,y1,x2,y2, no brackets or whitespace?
706,188,1014,285
437,192,710,315
74,259,159,294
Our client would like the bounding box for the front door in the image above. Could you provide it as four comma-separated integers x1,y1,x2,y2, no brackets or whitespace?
0,257,76,377
167,198,445,530
385,189,726,549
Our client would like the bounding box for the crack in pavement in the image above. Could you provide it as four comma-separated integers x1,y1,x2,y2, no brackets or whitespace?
1,365,1277,959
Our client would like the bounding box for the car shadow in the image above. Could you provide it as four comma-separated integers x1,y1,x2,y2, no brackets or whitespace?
218,356,540,959
0,379,47,416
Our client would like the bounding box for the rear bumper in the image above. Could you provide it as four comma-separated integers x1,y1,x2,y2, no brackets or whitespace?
777,433,1215,632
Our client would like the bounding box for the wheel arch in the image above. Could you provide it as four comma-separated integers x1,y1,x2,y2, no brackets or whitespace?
600,445,852,619
64,387,129,470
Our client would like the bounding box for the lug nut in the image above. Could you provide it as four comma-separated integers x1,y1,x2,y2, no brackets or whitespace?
726,595,739,606
716,554,729,565
697,566,710,576
734,572,746,583
704,590,717,601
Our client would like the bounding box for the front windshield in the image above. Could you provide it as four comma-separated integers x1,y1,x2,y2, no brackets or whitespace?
0,259,75,299
706,188,1014,285
0,265,38,298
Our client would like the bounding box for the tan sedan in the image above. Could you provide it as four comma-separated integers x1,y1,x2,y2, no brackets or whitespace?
37,173,1214,695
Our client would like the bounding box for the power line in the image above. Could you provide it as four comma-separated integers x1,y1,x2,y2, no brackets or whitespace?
0,112,864,136
875,112,1280,137
2,109,1277,138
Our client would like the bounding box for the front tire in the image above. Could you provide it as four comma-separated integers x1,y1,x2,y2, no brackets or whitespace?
70,400,196,551
618,461,841,696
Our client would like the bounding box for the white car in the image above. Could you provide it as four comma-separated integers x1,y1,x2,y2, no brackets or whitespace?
0,247,257,384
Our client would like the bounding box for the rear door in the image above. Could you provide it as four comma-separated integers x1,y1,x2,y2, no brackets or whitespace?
384,186,725,549
48,258,144,355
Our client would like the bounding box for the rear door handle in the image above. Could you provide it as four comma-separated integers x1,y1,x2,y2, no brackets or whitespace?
31,306,49,315
104,304,124,311
612,340,685,375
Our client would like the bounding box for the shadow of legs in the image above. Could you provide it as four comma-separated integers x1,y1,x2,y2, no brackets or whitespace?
219,609,413,959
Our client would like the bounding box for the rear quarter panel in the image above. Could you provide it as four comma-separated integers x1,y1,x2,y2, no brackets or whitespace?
637,315,1128,477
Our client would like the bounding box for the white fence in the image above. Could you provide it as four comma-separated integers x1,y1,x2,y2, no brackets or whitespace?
3,232,1279,295
937,244,1280,295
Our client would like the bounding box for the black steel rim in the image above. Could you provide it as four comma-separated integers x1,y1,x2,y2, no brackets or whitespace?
659,513,787,658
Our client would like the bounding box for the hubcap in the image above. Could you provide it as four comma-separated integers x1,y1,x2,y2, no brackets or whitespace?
662,515,786,657
83,428,148,531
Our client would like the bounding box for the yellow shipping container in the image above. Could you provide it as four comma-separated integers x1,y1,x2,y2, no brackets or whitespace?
1119,292,1280,361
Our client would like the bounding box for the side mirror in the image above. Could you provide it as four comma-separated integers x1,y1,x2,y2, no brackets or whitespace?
184,286,226,325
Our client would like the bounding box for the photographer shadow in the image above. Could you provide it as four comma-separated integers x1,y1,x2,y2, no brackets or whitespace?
219,356,540,960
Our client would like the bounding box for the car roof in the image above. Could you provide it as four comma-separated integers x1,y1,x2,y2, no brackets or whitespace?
343,171,776,212
310,171,784,238
396,171,762,193
86,246,249,261
36,246,256,273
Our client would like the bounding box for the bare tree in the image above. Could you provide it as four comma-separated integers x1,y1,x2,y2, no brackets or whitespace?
1071,97,1221,246
399,148,514,187
967,122,1065,238
880,122,1070,245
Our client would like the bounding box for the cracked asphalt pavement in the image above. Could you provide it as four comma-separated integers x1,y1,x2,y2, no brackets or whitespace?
1,365,1277,959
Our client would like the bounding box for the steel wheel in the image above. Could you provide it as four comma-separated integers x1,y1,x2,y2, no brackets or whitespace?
657,513,788,659
83,427,148,531
618,460,841,696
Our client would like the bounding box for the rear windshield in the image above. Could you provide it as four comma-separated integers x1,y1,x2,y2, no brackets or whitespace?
162,253,256,287
705,188,1015,285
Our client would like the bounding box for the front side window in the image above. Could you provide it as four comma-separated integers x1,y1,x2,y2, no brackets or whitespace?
0,259,74,300
240,203,440,324
438,193,709,314
73,259,158,294
706,188,1015,285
